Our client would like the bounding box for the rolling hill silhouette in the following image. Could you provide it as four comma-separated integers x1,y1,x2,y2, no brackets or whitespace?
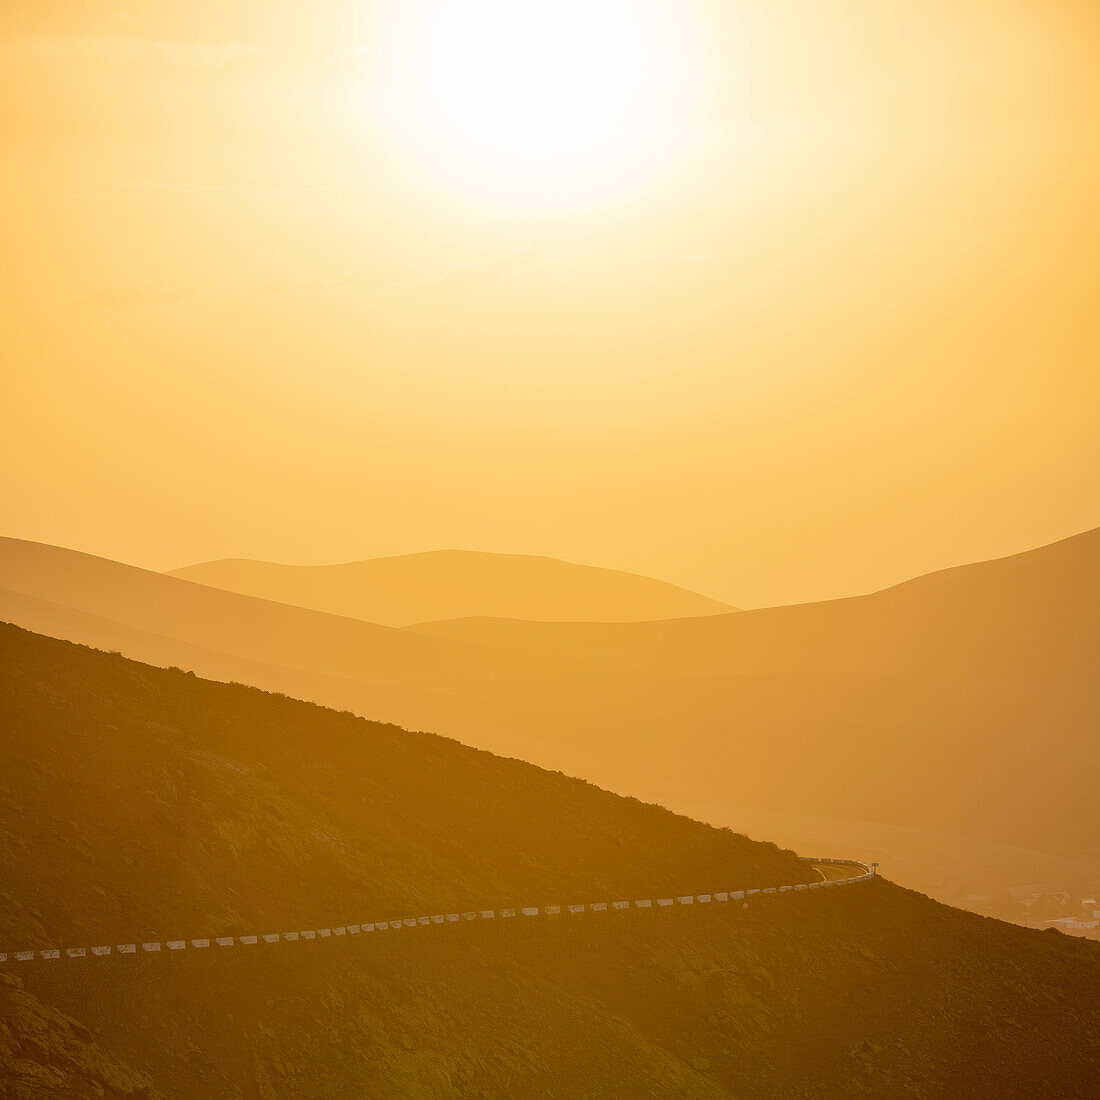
168,549,735,625
409,526,1100,684
1,530,1096,916
404,527,1100,888
3,624,1098,1098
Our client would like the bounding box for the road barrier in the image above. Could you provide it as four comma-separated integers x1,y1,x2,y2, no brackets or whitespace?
0,859,875,964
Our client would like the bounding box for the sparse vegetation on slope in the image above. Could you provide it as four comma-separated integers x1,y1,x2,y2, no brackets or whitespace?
2,530,1097,919
2,623,1099,1098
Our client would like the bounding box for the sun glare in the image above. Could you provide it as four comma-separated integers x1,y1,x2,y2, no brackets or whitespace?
371,0,700,206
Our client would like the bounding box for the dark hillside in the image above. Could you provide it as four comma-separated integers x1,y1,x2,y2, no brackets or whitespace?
2,623,1098,1098
0,624,797,951
5,533,1098,917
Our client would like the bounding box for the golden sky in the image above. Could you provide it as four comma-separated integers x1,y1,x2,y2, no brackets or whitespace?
2,0,1097,607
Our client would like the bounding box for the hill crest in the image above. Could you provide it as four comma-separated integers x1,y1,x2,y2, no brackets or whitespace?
167,548,736,626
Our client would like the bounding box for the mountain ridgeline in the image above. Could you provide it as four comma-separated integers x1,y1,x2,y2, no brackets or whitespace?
2,624,1099,1098
168,549,736,625
1,529,1096,914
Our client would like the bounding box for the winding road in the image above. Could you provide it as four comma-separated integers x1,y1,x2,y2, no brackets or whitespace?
0,857,876,965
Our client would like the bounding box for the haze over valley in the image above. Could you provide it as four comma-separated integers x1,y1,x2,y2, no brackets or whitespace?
2,0,1098,1094
3,528,1096,927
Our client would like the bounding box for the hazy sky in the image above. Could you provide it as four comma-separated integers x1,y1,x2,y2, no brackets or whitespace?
2,0,1097,607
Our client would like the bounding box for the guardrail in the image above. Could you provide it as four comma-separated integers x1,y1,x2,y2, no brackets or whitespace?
0,858,875,964
799,856,877,884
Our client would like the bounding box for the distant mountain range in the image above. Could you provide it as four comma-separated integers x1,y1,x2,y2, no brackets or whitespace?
410,526,1099,684
1,528,1096,917
168,549,735,625
3,624,1098,1098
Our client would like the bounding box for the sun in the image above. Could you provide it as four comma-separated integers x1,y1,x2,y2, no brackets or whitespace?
370,0,700,207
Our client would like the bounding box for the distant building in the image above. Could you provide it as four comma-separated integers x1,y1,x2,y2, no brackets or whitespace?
1040,917,1100,935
